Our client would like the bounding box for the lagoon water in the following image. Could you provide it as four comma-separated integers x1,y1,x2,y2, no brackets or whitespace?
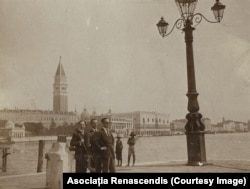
1,132,250,175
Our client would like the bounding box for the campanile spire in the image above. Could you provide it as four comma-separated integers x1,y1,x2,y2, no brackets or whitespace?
53,56,68,112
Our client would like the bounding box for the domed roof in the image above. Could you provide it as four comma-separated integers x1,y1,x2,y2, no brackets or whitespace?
80,108,90,120
92,110,97,116
5,121,15,129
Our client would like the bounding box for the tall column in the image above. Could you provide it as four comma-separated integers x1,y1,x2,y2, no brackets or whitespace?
183,19,206,165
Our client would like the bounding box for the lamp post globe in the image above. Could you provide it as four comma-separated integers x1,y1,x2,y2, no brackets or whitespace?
175,0,198,20
156,17,169,37
211,0,226,22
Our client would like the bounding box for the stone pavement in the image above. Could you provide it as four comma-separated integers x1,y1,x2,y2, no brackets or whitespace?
0,160,250,189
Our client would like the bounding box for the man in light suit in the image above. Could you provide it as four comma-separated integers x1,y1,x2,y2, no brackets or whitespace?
94,117,115,173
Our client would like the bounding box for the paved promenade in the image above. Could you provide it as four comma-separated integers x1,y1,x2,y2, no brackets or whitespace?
0,160,249,189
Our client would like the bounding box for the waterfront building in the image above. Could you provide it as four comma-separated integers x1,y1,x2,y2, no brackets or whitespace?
170,118,213,134
223,120,235,132
90,110,133,137
116,111,170,136
170,119,186,134
0,109,79,128
234,121,248,132
202,118,212,132
0,121,25,138
214,119,248,133
213,123,224,133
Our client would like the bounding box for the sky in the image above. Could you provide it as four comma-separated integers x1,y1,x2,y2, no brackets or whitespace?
0,0,250,124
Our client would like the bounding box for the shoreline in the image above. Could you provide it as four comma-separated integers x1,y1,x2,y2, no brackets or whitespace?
9,131,249,143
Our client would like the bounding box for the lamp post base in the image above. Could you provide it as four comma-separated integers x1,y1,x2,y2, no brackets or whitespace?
186,131,206,166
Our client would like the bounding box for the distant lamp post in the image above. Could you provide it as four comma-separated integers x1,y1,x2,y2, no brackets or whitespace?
156,0,225,166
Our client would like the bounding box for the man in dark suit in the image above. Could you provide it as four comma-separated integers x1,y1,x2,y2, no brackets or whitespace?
94,117,115,173
70,120,89,173
88,118,99,172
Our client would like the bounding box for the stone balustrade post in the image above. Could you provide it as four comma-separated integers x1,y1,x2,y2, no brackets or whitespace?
45,135,74,189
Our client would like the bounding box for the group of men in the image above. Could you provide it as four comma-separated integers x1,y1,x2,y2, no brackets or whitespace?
70,117,116,173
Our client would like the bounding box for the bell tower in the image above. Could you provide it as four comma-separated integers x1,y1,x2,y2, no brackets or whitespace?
53,56,68,112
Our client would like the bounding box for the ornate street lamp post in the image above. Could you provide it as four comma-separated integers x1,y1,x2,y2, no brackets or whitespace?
156,0,225,166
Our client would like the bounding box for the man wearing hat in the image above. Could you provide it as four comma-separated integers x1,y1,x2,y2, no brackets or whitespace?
115,133,123,166
126,131,136,166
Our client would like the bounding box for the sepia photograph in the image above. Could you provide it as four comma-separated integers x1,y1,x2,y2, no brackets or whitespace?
0,0,249,188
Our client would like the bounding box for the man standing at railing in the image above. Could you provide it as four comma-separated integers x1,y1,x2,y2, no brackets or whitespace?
127,131,136,166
